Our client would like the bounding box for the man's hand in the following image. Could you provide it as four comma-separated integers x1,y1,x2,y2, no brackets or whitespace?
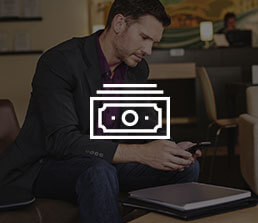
137,140,194,171
113,140,198,171
177,141,202,164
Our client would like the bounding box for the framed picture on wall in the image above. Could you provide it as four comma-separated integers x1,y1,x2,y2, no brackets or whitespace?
0,0,21,17
157,0,258,48
88,0,113,33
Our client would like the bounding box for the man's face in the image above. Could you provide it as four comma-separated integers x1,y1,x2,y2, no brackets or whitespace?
226,17,236,30
114,15,164,67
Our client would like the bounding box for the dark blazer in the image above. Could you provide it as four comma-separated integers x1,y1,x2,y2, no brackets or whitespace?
0,31,151,204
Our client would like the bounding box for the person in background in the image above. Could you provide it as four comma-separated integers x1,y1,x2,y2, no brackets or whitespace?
218,12,252,47
219,12,236,34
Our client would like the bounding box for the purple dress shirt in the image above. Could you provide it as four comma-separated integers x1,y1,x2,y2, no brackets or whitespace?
95,34,128,135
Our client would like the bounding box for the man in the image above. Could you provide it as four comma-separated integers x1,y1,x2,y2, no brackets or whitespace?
0,0,200,222
219,12,236,34
224,12,236,32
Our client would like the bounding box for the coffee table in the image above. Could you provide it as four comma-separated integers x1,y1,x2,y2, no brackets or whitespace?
129,205,258,223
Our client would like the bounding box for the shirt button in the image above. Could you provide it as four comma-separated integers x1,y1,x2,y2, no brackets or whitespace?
90,151,94,155
106,71,112,78
94,152,99,156
99,153,104,158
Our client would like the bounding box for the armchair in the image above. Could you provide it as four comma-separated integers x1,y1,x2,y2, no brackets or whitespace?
239,86,258,194
0,99,136,222
0,99,80,223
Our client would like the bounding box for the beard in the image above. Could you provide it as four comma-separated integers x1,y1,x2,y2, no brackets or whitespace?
123,55,141,67
113,32,142,68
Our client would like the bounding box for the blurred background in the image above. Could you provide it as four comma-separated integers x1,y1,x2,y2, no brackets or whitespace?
1,0,258,192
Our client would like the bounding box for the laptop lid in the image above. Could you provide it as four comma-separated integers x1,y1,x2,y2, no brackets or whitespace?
129,182,251,211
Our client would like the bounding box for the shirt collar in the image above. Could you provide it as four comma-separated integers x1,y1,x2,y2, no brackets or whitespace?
96,31,128,80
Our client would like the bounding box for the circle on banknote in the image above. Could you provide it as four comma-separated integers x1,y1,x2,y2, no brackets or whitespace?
121,109,139,127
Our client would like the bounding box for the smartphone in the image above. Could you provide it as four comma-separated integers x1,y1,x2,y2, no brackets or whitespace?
187,141,211,154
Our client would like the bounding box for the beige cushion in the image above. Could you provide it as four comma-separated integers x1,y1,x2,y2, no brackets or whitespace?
239,86,258,194
216,118,238,127
247,86,258,118
239,114,258,194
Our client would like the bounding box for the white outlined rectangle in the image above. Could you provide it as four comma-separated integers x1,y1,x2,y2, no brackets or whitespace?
98,103,162,133
90,97,170,139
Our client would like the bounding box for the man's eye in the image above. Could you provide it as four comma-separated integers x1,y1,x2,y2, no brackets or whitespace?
142,36,148,40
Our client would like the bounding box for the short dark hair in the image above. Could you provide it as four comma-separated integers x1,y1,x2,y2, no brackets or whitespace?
106,0,171,29
224,12,236,26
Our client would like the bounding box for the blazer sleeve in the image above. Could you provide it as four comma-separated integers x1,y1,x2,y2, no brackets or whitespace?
32,50,118,163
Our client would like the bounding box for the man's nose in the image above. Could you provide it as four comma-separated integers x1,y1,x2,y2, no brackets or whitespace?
143,42,152,56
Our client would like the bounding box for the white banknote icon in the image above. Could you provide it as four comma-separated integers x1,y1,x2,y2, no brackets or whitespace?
90,84,170,139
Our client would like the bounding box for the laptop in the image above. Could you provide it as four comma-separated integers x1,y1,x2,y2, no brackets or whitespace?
226,30,252,47
129,182,251,211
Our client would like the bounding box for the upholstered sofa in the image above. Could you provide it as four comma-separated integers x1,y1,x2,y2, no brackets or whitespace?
0,99,137,223
239,86,258,194
0,99,80,223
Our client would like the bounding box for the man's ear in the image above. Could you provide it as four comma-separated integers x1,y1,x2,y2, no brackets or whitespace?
112,14,127,34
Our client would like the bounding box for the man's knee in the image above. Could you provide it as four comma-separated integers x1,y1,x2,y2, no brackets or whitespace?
185,160,200,182
169,160,200,184
75,158,119,194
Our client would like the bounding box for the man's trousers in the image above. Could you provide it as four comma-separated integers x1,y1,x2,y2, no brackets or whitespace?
34,157,200,223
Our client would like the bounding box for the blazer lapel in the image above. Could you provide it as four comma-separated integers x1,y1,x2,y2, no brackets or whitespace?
82,32,102,97
81,32,104,128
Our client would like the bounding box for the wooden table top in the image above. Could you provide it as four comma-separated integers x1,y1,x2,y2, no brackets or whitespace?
129,205,258,223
